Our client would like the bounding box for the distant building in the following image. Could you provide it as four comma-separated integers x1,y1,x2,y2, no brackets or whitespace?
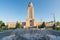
7,2,54,28
7,22,22,28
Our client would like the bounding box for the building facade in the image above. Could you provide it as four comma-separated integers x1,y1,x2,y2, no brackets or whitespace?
7,2,54,28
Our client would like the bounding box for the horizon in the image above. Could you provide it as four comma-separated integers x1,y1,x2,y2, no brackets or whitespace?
0,0,60,23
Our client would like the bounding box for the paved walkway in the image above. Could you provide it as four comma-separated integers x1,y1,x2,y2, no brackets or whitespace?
0,29,60,40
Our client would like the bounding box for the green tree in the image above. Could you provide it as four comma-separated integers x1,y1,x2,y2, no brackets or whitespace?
0,21,8,30
0,21,5,28
55,21,60,30
1,23,5,26
56,21,60,26
40,22,46,28
15,22,21,28
52,24,55,30
0,21,3,27
38,25,41,28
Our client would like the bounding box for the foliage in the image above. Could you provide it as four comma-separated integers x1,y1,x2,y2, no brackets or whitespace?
55,27,60,30
0,26,8,30
38,25,41,28
52,24,56,30
1,23,5,26
52,21,60,30
38,22,46,28
0,21,6,30
0,21,9,30
0,21,5,28
15,21,22,28
56,21,60,26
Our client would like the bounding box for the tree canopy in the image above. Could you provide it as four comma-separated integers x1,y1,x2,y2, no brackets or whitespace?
56,21,60,26
0,21,5,28
15,21,23,28
38,22,46,28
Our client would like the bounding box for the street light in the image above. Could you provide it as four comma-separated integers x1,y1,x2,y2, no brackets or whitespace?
53,13,56,29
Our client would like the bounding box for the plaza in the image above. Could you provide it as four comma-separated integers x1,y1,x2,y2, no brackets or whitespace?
0,29,60,40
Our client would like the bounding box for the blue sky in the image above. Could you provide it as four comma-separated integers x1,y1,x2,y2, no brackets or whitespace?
0,0,60,23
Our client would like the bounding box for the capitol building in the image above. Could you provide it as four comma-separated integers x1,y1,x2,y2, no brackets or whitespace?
7,2,54,28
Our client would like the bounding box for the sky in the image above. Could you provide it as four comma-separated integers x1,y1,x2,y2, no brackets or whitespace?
0,0,60,23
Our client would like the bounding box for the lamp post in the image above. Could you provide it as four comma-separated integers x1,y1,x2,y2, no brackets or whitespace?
36,23,38,33
53,13,56,29
37,23,39,30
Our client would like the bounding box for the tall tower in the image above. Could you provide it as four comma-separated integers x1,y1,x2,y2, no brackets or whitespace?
26,2,37,28
28,2,34,19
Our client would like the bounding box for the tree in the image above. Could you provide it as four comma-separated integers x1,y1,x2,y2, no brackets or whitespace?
55,21,60,30
15,22,21,28
0,21,7,30
38,25,41,28
56,21,60,26
0,21,5,28
40,22,46,28
52,24,55,30
0,21,3,27
1,23,5,26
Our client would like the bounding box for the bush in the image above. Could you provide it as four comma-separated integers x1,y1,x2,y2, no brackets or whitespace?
55,27,60,30
0,26,8,30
